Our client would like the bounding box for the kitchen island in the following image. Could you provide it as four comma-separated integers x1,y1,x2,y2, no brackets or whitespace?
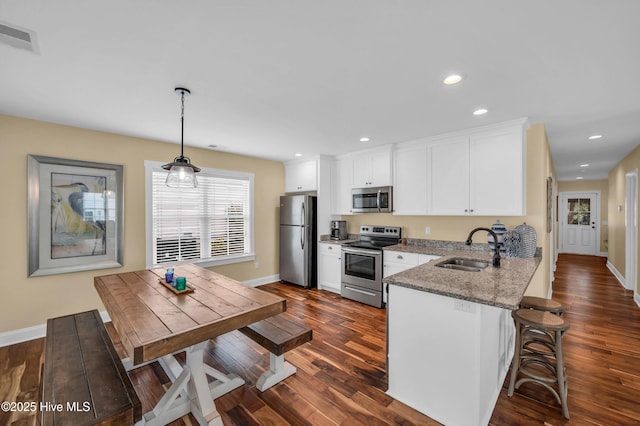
382,244,541,426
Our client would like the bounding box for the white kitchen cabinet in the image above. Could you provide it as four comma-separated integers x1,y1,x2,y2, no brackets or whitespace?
393,143,428,215
387,284,515,426
330,156,354,215
426,120,526,216
383,250,440,304
469,127,525,216
318,242,341,294
285,159,317,193
352,147,392,188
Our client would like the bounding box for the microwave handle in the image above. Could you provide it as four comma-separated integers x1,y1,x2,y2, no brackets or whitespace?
300,202,305,250
376,189,381,212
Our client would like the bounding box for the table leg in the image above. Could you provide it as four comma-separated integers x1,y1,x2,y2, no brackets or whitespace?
142,341,245,426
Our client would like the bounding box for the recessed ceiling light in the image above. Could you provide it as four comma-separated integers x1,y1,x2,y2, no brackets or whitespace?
473,108,488,116
588,134,603,140
295,153,302,157
443,74,463,85
580,164,589,167
576,176,583,180
360,137,370,142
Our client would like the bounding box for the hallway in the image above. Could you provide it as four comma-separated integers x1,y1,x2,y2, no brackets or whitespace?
491,254,640,425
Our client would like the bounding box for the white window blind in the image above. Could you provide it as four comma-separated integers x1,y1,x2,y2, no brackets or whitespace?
147,164,253,267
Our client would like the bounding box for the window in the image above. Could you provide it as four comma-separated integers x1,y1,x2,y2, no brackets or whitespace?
145,161,254,268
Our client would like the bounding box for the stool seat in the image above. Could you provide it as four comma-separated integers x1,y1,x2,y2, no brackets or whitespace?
520,296,566,315
513,308,569,331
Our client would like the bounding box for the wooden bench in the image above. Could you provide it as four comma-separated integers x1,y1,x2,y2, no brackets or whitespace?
42,310,141,425
239,314,312,391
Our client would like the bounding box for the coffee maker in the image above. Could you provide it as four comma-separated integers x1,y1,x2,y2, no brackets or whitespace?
330,220,347,240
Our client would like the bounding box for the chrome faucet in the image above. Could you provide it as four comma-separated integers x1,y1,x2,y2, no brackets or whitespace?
465,227,501,268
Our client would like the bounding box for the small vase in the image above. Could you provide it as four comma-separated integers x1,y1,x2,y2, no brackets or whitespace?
503,230,521,258
489,219,507,254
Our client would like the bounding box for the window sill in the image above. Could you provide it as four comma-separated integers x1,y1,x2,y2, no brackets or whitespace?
151,253,255,269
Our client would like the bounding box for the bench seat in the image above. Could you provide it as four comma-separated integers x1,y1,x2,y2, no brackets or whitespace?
42,310,141,425
239,314,312,391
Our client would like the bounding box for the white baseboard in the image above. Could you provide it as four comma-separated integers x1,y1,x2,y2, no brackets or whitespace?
635,292,640,308
0,310,112,348
606,260,626,289
243,274,280,287
1,273,282,348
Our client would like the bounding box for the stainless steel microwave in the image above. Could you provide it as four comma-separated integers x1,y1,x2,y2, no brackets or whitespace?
352,186,393,213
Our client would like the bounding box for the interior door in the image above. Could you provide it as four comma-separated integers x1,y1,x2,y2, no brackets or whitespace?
561,192,598,255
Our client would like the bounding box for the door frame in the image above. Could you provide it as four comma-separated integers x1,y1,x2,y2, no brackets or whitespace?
559,191,601,255
625,170,638,296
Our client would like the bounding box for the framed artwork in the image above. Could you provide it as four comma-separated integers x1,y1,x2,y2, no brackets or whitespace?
547,176,553,233
28,155,124,277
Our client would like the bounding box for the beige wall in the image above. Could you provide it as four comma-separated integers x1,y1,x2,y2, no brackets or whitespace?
344,123,555,298
557,179,609,253
0,114,284,333
608,144,640,292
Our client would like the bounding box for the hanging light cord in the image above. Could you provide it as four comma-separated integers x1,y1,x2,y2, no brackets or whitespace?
180,90,185,159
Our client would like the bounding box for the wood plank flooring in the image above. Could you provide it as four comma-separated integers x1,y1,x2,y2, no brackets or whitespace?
1,253,640,425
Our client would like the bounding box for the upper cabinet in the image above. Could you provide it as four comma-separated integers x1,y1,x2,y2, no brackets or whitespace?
426,119,527,216
393,143,428,215
352,147,392,188
331,156,354,215
285,159,317,193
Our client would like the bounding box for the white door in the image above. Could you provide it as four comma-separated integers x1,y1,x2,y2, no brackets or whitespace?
561,192,598,255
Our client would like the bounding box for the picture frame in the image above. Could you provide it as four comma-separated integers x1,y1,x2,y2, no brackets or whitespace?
28,155,124,277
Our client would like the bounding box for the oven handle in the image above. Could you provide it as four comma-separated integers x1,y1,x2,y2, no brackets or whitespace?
343,285,377,297
341,247,382,256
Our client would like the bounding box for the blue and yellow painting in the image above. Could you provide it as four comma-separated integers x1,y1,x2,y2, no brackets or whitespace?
51,173,108,259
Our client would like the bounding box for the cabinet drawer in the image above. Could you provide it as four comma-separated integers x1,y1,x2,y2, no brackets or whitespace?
319,243,341,256
384,251,419,266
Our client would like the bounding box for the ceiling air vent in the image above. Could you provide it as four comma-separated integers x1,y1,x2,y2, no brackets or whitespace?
0,21,38,53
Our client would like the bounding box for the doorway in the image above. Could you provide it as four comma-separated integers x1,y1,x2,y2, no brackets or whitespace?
559,191,600,255
625,170,637,296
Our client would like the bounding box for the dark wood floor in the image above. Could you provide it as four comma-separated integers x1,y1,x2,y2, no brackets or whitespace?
2,253,640,425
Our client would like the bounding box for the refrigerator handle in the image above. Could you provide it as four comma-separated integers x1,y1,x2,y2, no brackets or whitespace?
300,202,305,250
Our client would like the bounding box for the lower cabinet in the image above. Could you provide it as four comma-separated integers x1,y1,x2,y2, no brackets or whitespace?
383,251,440,304
318,242,341,294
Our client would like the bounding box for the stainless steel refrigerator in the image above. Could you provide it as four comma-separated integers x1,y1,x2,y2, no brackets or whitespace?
279,194,317,288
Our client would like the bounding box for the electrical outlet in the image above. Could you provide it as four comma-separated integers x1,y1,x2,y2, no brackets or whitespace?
425,226,431,235
454,299,477,313
254,261,260,269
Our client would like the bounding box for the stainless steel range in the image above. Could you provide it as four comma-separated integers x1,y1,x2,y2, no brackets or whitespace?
341,225,401,308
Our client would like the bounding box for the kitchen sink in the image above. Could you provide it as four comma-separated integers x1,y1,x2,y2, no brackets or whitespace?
435,257,490,272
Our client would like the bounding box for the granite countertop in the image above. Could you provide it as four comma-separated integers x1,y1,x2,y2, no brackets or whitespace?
382,243,541,310
318,235,357,244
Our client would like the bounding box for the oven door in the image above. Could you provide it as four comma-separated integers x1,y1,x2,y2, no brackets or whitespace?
341,247,382,291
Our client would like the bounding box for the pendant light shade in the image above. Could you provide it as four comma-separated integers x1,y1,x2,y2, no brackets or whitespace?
162,87,201,188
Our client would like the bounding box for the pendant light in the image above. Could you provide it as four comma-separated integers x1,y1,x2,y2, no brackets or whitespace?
162,87,201,187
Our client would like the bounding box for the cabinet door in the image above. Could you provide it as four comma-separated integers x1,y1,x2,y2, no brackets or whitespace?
352,149,392,187
285,160,317,193
469,128,524,215
394,144,427,215
369,150,392,186
427,136,470,215
352,156,372,187
331,158,354,215
318,244,341,293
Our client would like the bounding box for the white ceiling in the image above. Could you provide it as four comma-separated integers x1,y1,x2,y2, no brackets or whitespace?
1,1,639,181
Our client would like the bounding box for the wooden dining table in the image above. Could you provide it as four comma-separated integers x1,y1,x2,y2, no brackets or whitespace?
94,263,286,426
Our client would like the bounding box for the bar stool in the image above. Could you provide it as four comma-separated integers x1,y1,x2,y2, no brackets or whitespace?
508,308,571,419
520,295,566,316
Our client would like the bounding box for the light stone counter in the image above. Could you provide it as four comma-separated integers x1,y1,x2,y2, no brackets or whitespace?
383,243,541,310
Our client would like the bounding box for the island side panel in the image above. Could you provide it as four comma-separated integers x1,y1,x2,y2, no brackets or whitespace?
387,284,514,426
